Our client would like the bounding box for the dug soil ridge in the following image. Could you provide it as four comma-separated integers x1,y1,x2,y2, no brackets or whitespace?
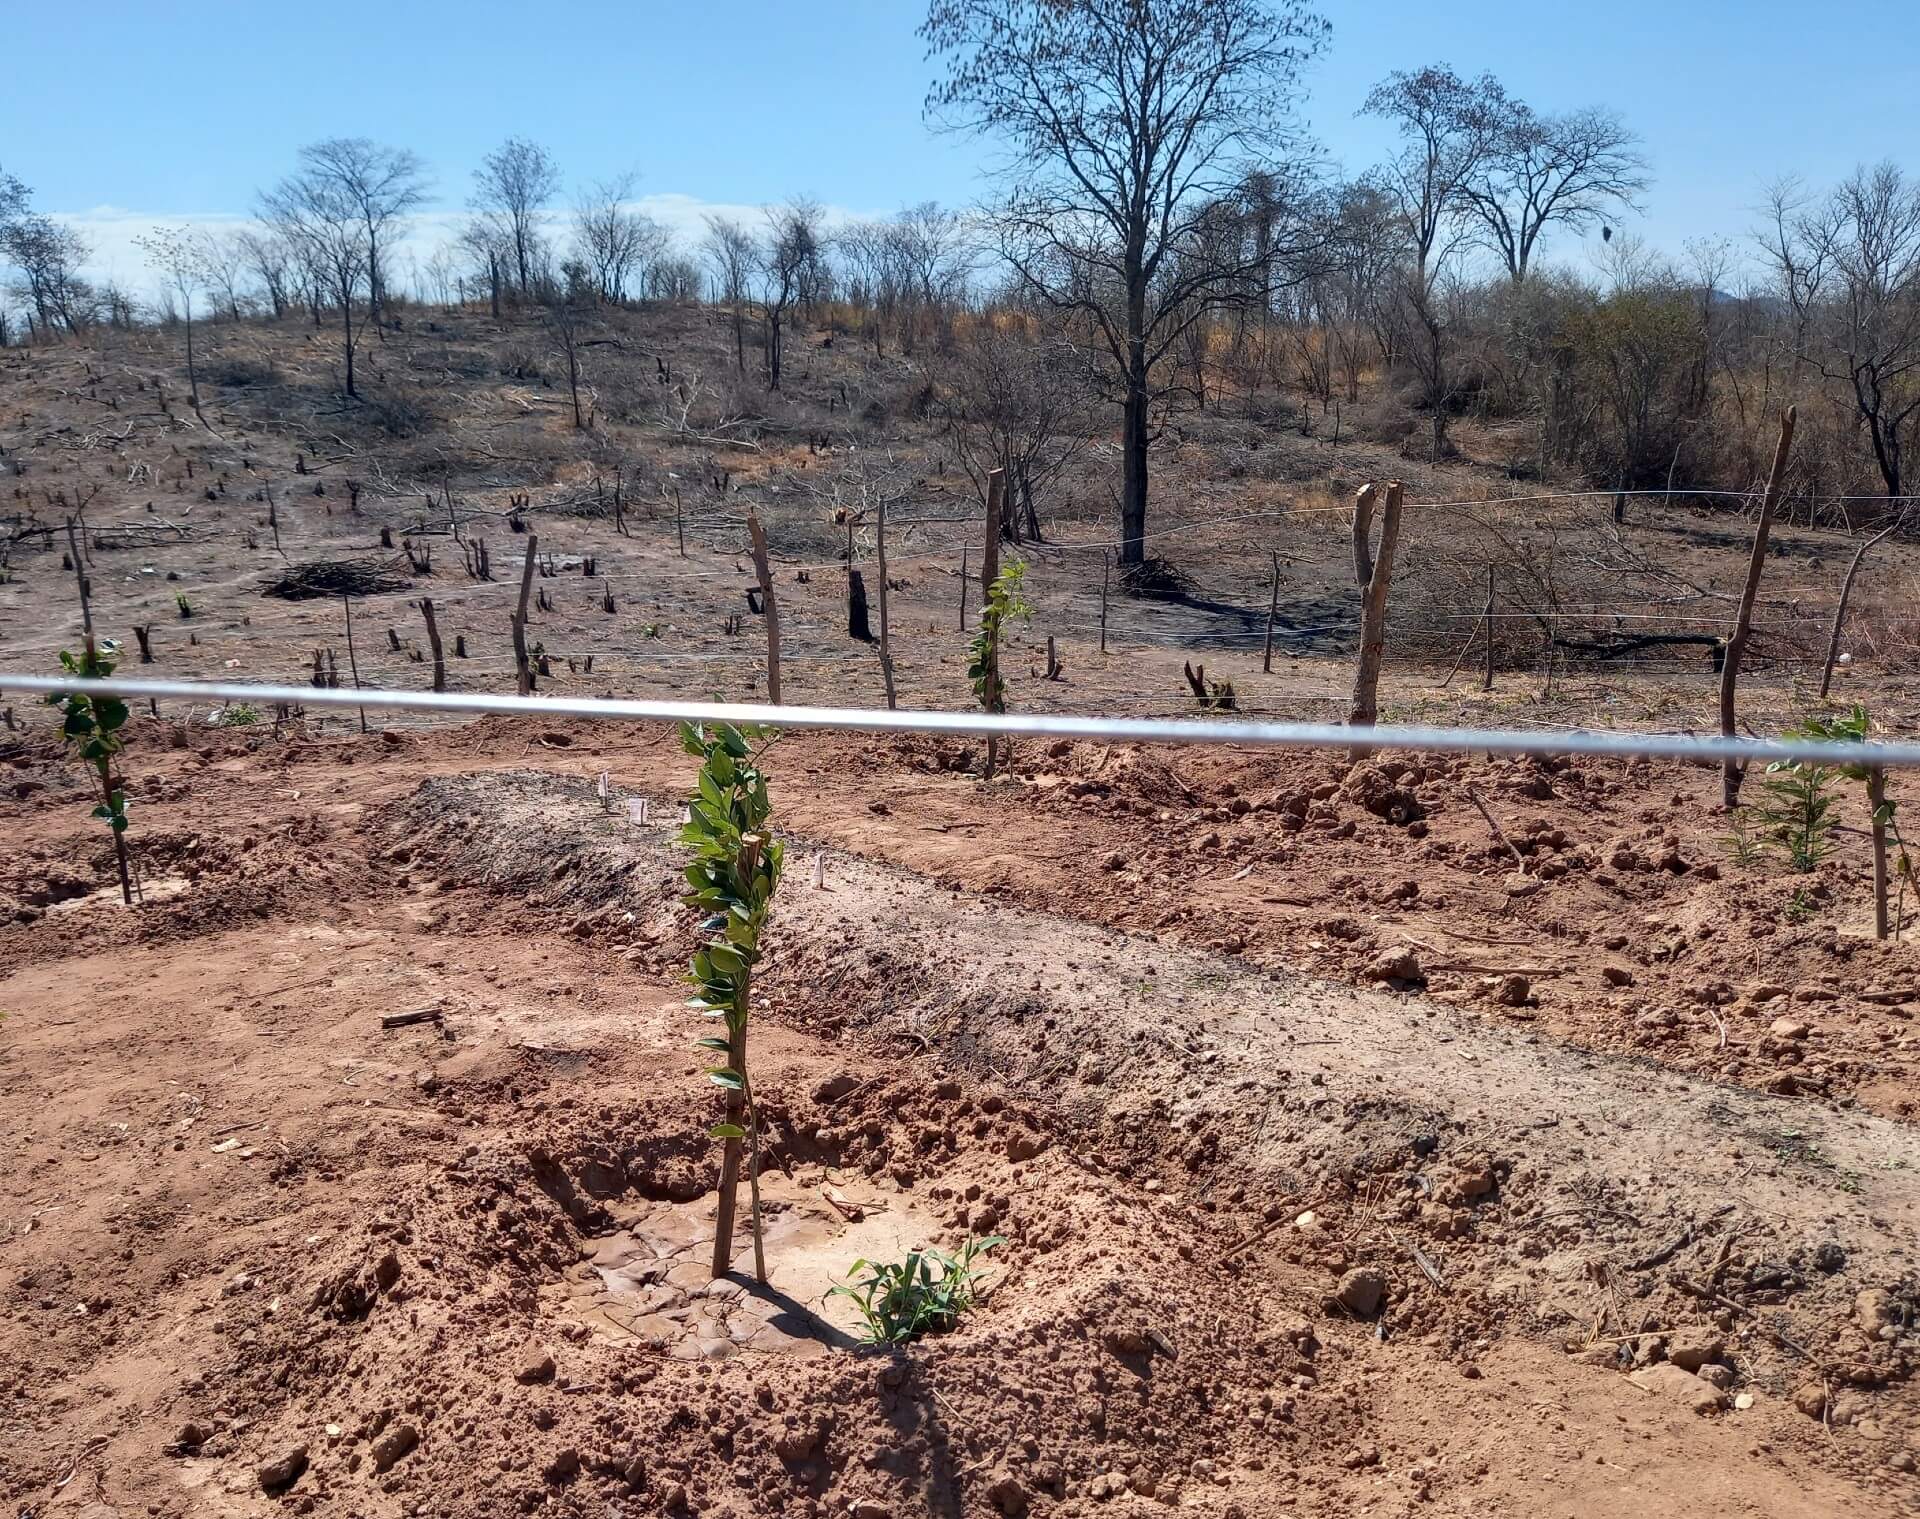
396,769,1920,1407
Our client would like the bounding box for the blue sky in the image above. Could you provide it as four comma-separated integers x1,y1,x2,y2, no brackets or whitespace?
3,0,1912,287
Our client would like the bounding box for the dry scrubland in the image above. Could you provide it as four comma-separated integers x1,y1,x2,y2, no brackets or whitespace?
4,303,1920,1518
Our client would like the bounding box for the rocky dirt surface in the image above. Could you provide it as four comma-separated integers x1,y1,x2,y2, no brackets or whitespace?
5,716,1920,1518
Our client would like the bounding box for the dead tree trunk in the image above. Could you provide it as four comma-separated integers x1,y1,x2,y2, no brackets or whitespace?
1347,481,1404,754
418,597,446,693
513,535,539,696
1719,407,1797,808
1819,522,1895,698
876,499,897,710
847,569,873,642
746,511,781,704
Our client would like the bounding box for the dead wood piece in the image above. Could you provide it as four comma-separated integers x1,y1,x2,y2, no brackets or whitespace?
381,1007,443,1030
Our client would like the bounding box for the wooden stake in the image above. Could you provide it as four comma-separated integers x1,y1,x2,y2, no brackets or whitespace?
1819,522,1895,698
1482,562,1495,693
982,468,1005,779
418,597,446,692
1262,550,1280,672
1869,766,1892,940
746,511,781,704
1347,481,1405,753
1719,407,1796,808
876,498,897,709
513,534,539,696
675,487,686,557
958,544,970,631
341,594,369,734
1100,551,1110,654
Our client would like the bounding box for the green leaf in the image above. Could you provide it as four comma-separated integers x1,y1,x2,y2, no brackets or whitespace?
695,1036,732,1052
94,698,129,731
709,1122,746,1139
707,1068,744,1090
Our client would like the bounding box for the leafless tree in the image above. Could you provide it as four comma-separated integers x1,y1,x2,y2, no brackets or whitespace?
134,226,213,409
648,255,702,303
262,166,371,395
1361,65,1503,286
298,138,428,327
701,215,759,373
4,215,95,336
236,228,294,319
758,198,825,391
0,166,26,237
472,137,560,299
195,232,251,321
457,221,510,318
545,272,599,429
942,327,1094,539
836,217,909,354
421,245,459,310
572,172,672,303
1362,64,1505,458
1760,163,1920,497
924,0,1330,566
1466,103,1648,281
891,200,975,348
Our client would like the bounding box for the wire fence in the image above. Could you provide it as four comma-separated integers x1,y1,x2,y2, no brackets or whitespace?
6,675,1920,771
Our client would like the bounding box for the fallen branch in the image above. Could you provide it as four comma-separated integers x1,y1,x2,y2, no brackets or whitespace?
1465,786,1527,872
381,1007,443,1030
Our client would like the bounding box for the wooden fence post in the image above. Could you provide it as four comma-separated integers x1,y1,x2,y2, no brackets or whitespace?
341,594,369,735
1347,480,1404,755
418,597,446,693
1482,562,1495,692
1719,407,1796,807
1099,551,1111,655
746,510,781,704
958,544,970,631
513,534,539,696
876,498,897,710
1262,550,1280,672
981,468,1006,778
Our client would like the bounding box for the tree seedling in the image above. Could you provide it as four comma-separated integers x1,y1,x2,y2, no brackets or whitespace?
174,592,194,619
47,640,135,904
1773,706,1911,938
967,559,1028,779
1752,743,1841,873
830,1235,1004,1346
680,721,784,1282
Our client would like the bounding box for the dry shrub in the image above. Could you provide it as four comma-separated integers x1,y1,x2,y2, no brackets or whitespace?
206,355,280,388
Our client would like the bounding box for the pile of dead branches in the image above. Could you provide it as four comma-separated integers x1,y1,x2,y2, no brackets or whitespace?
260,557,413,601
